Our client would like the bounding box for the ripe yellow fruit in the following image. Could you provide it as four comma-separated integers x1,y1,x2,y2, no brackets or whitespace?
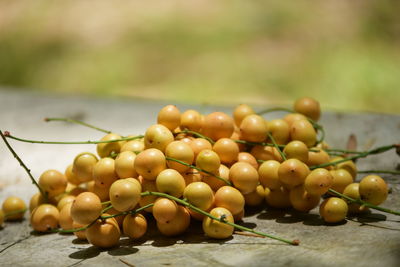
267,119,290,145
202,112,235,141
359,175,388,205
115,151,137,179
278,159,309,187
109,179,142,212
293,97,321,121
39,169,68,198
156,169,186,198
243,185,265,206
123,213,147,239
289,185,320,212
319,197,348,223
144,124,174,152
96,133,124,158
157,205,191,236
196,149,221,174
229,162,259,194
239,114,268,142
92,157,118,188
290,119,317,148
2,196,26,221
165,141,194,173
86,215,121,248
202,207,234,239
70,192,102,225
72,152,98,182
59,202,74,230
134,148,166,180
212,138,239,165
214,186,245,215
304,168,333,195
233,104,255,127
183,182,214,211
30,204,60,232
152,198,178,223
157,104,181,131
258,160,282,190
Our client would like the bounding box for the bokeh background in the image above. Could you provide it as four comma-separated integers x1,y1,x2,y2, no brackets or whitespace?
0,0,399,113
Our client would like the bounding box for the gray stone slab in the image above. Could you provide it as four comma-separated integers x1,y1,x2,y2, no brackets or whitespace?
0,89,399,267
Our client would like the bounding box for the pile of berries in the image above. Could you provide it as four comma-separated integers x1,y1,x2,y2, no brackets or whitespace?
0,97,392,248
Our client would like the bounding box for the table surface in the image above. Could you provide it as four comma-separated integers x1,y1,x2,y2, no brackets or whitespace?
0,89,399,267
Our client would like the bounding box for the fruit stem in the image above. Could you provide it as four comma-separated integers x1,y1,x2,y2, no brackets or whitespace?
178,129,215,144
234,139,320,153
45,117,112,134
257,107,293,114
257,107,325,144
3,208,27,218
100,203,154,220
165,156,232,186
4,132,144,145
102,205,114,214
328,188,400,216
357,170,400,175
52,203,154,233
0,130,48,201
310,144,397,170
324,148,364,154
268,132,287,161
141,191,299,246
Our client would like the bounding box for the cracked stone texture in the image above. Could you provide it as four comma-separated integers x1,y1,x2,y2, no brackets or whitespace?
0,89,399,267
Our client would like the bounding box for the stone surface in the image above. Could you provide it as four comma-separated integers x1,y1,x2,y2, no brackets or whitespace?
0,89,399,267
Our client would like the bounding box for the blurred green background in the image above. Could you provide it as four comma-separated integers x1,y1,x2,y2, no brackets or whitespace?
0,0,399,113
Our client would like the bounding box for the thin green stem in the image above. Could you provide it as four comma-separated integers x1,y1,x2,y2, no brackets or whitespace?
0,130,48,201
234,139,320,153
328,189,400,216
257,107,325,144
141,191,298,245
234,139,282,149
45,117,112,134
52,203,154,233
100,203,154,220
310,119,325,144
310,144,397,170
102,205,114,214
257,107,293,115
4,208,27,218
4,132,144,145
357,170,400,175
178,129,215,144
268,132,286,161
51,217,98,233
325,148,364,155
165,156,232,186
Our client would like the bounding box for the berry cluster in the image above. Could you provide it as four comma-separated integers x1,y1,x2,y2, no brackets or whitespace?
0,97,397,248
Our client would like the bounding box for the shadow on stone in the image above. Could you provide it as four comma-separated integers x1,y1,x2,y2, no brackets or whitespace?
237,221,257,229
244,206,265,217
355,213,387,223
72,238,89,245
69,245,101,259
256,209,287,220
151,237,179,247
108,246,139,256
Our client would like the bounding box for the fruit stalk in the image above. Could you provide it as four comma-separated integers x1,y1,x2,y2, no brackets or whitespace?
310,144,397,170
45,117,112,134
328,188,400,216
3,132,144,145
0,130,48,201
142,191,299,246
